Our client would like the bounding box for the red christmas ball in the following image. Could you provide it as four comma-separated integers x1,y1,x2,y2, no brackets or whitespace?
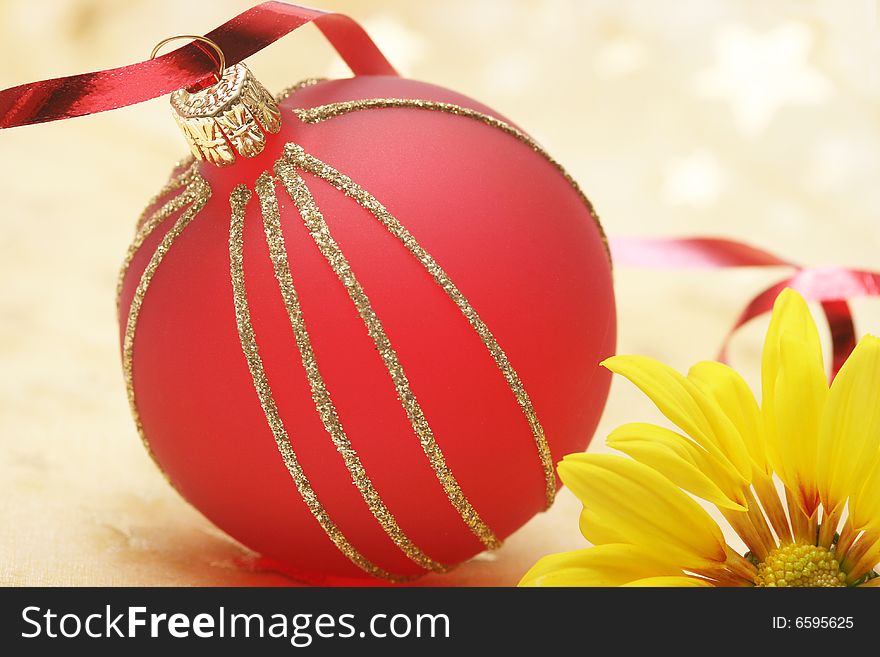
118,72,615,582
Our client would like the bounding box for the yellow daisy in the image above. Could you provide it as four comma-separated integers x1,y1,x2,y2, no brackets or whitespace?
520,288,880,587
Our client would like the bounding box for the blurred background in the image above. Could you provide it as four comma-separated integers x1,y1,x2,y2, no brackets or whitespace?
2,0,879,585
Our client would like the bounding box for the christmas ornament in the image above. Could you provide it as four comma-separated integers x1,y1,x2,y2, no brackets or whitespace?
121,19,614,582
2,3,615,582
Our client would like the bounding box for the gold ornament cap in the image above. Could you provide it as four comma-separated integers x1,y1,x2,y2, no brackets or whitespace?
170,63,282,167
151,35,281,167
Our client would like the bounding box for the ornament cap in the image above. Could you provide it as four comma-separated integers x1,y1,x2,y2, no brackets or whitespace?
169,62,282,167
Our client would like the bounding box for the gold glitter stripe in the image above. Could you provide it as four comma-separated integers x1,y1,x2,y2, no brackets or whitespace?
229,183,409,582
135,159,197,231
117,168,200,314
275,78,326,104
293,97,609,261
122,171,211,472
280,143,557,511
255,173,449,573
274,158,501,550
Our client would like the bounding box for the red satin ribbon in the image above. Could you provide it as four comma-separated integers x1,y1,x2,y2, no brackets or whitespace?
1,2,874,379
612,238,880,378
0,1,396,129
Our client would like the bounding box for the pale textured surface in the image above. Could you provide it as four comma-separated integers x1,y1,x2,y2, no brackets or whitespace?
2,0,880,586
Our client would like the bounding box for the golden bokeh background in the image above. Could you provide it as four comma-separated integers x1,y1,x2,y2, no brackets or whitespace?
2,0,879,585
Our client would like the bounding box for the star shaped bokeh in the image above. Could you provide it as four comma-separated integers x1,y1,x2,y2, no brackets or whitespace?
694,23,832,136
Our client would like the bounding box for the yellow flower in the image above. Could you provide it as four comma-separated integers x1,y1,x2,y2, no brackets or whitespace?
520,289,880,587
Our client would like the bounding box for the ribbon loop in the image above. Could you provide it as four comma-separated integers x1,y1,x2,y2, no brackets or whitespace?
0,1,397,129
612,237,880,380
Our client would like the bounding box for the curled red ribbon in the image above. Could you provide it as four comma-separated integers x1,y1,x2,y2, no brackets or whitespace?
0,1,396,129
612,238,880,379
0,2,875,379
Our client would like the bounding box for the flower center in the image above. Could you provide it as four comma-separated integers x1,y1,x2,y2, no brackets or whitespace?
754,543,847,587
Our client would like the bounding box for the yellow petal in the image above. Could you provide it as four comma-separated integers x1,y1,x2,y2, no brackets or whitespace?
761,289,825,409
848,534,880,583
850,452,880,533
518,543,682,587
817,335,880,514
769,333,827,515
559,453,728,569
688,360,767,474
579,506,628,546
760,289,827,516
602,355,751,481
607,423,746,511
622,576,713,587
